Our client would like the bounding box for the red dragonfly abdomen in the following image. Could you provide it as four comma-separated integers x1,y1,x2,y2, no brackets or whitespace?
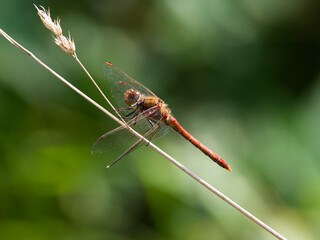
166,116,232,172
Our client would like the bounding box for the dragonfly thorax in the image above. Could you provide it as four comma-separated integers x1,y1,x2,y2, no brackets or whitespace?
124,89,143,106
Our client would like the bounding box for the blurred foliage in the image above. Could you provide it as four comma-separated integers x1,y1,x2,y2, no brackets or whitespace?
1,0,320,239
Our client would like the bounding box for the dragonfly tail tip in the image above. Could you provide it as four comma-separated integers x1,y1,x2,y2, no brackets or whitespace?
223,163,232,172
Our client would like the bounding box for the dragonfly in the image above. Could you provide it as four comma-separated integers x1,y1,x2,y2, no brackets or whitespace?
92,61,232,172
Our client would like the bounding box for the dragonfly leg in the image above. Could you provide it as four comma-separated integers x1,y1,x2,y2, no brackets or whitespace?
147,118,155,127
141,119,156,144
145,117,164,146
132,106,154,124
146,123,161,146
118,107,139,119
124,109,138,118
132,111,141,125
117,107,135,111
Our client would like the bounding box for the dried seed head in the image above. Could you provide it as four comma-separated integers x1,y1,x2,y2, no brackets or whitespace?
54,33,76,55
34,4,76,56
34,5,62,36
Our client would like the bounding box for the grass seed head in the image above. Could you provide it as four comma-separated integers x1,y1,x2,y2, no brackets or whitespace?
54,33,76,55
34,5,62,36
34,4,76,56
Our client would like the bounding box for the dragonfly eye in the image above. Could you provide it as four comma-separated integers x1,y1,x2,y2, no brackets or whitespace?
124,89,141,106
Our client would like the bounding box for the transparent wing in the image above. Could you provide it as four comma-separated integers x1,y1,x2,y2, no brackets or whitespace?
92,107,169,154
101,61,157,108
91,124,138,154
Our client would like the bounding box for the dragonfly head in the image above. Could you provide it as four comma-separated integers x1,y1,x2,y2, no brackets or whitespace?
124,89,142,106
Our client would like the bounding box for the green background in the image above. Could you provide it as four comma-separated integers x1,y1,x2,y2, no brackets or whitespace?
1,0,320,239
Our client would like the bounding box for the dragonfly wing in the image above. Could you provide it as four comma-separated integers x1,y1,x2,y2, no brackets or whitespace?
101,61,157,108
92,107,155,154
106,121,166,168
92,107,169,154
91,125,132,154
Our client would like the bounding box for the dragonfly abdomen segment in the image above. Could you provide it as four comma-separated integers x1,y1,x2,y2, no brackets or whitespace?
167,116,232,172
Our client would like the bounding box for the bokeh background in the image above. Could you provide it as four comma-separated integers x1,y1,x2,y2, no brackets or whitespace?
1,0,320,239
